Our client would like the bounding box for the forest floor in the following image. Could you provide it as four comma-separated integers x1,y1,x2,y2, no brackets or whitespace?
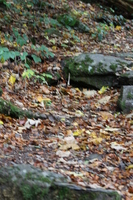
0,0,133,199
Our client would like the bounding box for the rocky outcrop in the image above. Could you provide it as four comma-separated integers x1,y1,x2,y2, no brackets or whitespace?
62,53,133,89
0,164,121,200
62,53,133,113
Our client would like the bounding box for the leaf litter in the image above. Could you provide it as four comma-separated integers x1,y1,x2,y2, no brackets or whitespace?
0,0,132,199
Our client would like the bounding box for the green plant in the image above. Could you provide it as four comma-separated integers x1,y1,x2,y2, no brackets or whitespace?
22,69,53,87
0,47,20,63
31,45,54,59
57,14,78,27
12,28,28,47
91,23,109,41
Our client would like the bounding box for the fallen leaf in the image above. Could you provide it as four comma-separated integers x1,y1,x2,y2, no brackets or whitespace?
99,111,114,120
9,74,16,85
126,165,133,170
0,120,3,125
98,86,109,94
24,119,41,129
56,150,71,157
111,142,127,151
98,96,111,105
40,86,50,94
73,129,84,136
91,137,103,145
83,90,97,98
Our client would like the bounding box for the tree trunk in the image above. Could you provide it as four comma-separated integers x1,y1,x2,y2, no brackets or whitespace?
81,0,133,18
107,0,133,18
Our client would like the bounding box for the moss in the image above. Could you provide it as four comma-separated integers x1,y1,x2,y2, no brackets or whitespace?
127,91,133,99
97,65,108,73
63,55,95,78
84,55,93,63
20,183,49,200
25,172,51,184
110,64,118,72
121,73,129,77
58,187,70,200
119,100,126,110
57,188,121,200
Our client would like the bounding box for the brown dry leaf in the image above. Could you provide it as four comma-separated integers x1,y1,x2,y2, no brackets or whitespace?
91,137,103,145
40,85,50,94
56,150,71,157
99,111,114,120
98,96,111,105
60,143,80,150
66,130,73,135
83,89,97,98
128,186,133,193
71,143,80,150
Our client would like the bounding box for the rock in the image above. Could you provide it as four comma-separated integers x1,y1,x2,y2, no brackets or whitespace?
118,85,133,113
0,164,121,200
120,71,133,85
62,53,132,89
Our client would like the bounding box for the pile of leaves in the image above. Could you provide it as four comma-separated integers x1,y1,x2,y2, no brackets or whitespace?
0,0,132,199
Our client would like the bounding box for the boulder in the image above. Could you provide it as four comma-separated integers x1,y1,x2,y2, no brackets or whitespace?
62,53,132,89
0,164,121,200
120,71,133,85
118,85,133,113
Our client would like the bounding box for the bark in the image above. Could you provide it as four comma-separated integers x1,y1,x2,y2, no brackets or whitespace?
107,0,133,18
81,0,133,18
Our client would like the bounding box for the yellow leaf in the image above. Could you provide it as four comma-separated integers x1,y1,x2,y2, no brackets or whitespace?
13,42,18,47
37,96,51,104
98,86,108,94
90,132,97,138
23,24,27,27
0,120,3,125
52,46,57,50
37,96,44,103
115,26,121,31
126,164,133,170
73,129,84,136
9,74,16,85
1,38,5,44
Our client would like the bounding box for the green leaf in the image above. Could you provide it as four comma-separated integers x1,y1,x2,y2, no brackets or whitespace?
0,47,9,52
17,37,27,47
24,63,30,69
22,69,35,79
31,54,41,63
42,73,53,79
46,51,54,58
20,52,28,61
9,51,20,59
